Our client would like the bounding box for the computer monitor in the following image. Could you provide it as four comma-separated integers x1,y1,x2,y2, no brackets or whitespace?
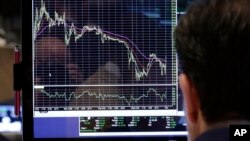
29,0,188,139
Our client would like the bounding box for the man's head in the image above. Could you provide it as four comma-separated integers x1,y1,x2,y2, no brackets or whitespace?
175,0,250,140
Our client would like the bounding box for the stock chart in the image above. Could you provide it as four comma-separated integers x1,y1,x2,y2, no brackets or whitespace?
33,0,178,111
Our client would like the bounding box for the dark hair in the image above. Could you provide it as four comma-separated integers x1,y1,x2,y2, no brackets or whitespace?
175,0,250,124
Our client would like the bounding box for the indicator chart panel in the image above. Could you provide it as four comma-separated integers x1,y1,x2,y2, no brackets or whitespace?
35,86,177,110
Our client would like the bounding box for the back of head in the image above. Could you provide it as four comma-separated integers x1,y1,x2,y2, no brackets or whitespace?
175,0,250,125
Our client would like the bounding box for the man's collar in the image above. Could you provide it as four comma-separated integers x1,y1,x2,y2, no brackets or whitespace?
195,120,250,141
195,127,229,141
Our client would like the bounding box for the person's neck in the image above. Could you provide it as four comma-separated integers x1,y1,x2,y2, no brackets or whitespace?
196,111,250,138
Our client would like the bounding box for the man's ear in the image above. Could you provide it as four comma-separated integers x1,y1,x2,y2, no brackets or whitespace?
179,73,200,124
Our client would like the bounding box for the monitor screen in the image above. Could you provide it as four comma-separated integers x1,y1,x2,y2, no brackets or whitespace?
32,0,187,138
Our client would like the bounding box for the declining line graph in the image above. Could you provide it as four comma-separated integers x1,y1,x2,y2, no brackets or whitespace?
34,0,167,81
33,0,178,110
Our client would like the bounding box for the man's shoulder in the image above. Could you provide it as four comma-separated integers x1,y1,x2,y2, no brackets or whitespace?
195,127,229,141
